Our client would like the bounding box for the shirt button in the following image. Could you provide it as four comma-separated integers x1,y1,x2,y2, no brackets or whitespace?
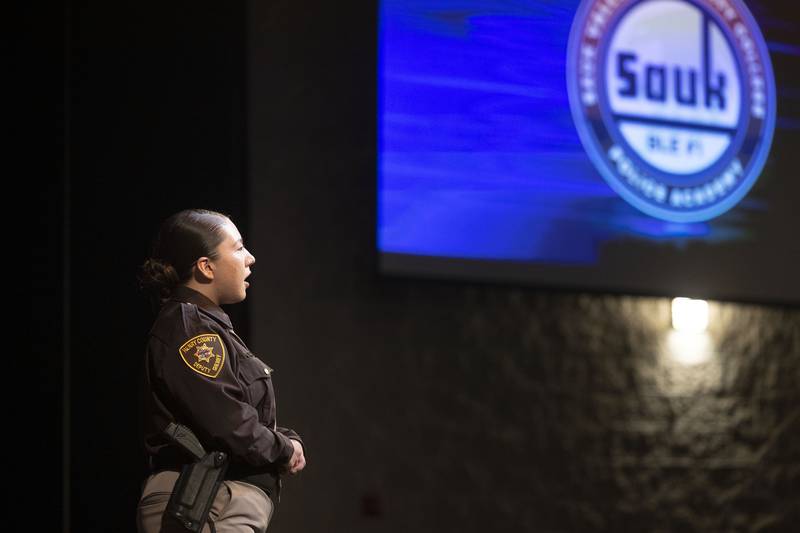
264,368,270,375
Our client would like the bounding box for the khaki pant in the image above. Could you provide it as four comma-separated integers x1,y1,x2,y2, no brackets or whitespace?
137,471,274,533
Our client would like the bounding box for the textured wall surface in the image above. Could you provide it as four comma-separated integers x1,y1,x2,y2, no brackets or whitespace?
250,244,799,533
247,2,800,532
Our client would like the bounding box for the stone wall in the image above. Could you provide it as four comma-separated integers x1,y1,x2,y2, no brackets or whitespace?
249,206,799,532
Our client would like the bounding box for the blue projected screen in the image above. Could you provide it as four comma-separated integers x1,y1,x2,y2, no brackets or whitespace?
377,0,800,303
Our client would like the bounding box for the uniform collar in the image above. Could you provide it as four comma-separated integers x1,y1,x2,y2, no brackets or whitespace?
169,285,233,329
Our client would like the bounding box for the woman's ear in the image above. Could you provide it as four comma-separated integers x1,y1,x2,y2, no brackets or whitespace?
193,257,215,282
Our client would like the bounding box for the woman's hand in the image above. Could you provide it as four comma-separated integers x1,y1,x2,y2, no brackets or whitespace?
286,438,306,475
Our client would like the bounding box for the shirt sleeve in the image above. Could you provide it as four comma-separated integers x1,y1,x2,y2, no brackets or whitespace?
276,427,305,456
151,316,294,468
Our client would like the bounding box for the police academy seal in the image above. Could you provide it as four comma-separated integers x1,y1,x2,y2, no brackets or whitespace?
566,0,776,222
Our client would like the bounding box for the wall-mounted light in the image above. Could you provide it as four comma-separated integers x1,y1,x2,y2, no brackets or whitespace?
671,297,708,333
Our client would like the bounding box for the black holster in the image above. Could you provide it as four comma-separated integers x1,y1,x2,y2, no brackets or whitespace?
165,450,229,532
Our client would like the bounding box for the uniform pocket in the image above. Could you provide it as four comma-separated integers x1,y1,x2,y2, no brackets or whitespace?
238,356,273,409
137,490,173,533
208,481,233,521
138,491,172,508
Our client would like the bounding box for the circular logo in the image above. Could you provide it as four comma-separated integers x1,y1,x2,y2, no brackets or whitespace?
566,0,776,222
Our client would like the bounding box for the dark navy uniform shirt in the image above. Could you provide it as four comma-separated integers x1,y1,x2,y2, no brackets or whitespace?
142,285,304,502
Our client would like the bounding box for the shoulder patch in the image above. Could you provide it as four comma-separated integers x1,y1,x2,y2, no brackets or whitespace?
178,333,226,378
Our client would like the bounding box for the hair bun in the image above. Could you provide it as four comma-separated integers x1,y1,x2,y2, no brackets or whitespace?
138,257,181,302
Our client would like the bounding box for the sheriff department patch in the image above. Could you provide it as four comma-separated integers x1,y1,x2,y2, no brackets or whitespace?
179,333,226,378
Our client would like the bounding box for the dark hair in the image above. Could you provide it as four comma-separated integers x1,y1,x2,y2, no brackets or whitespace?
138,209,231,307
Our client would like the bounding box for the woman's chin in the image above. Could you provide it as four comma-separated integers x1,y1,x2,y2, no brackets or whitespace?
221,289,248,305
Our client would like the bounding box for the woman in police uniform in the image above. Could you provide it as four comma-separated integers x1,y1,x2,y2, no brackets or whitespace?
137,209,306,533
